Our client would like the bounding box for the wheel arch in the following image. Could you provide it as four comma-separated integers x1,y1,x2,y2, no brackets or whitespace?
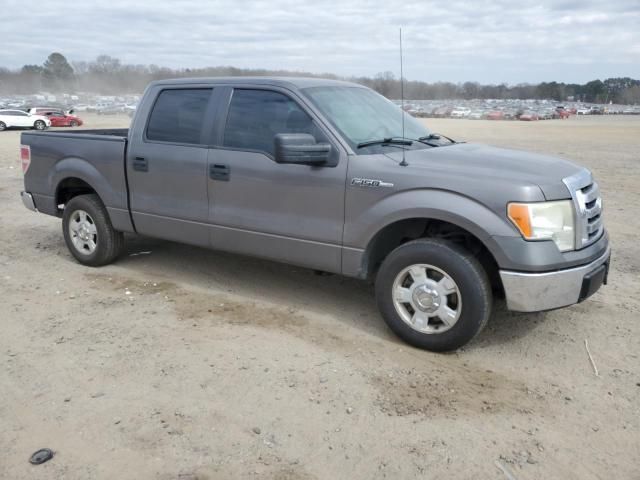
55,177,99,212
50,157,118,213
359,216,505,293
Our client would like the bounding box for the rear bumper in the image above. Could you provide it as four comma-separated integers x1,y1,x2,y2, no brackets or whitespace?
21,191,37,212
499,246,611,312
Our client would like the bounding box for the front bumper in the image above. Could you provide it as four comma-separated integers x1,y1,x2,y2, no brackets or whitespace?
499,246,611,312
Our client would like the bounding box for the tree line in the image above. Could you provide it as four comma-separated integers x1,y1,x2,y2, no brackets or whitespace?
1,52,639,104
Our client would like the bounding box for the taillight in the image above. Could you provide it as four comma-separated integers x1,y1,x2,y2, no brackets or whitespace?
20,145,31,174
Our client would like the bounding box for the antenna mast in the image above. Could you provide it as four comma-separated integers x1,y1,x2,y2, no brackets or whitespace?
399,27,408,166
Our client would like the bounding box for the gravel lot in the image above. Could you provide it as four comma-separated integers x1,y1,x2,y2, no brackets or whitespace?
1,114,638,479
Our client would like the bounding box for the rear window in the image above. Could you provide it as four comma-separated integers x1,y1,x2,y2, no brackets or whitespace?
146,89,212,144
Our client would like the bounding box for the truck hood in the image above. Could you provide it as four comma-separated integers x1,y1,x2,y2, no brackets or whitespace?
385,142,582,200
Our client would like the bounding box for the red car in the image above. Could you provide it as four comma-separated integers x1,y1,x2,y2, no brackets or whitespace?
519,111,539,121
486,110,504,120
43,111,83,127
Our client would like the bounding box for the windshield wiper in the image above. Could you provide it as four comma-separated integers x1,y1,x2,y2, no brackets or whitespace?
357,137,413,149
418,133,456,145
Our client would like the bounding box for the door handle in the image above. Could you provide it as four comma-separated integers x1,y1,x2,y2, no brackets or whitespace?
132,156,148,172
210,163,230,181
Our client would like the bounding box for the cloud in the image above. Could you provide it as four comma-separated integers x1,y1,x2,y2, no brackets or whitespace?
2,0,639,83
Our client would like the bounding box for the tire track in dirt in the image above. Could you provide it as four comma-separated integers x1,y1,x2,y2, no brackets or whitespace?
85,272,546,421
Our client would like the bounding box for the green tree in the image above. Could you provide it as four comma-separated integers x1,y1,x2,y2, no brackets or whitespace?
583,80,606,103
42,52,75,91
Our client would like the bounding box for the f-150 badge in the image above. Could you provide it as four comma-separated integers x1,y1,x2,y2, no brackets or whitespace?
351,178,394,188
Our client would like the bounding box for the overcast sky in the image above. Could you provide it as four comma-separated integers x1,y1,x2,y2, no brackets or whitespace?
3,0,639,84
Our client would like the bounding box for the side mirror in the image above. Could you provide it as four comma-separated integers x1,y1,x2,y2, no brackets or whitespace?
274,133,331,166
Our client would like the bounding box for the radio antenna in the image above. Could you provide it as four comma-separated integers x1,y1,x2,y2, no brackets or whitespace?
399,27,408,167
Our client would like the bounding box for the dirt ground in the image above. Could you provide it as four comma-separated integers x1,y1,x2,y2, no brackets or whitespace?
1,113,639,479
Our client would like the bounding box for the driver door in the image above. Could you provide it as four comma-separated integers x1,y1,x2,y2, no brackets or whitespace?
207,87,348,273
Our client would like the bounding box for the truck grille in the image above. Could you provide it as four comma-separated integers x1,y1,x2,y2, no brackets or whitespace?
563,170,604,249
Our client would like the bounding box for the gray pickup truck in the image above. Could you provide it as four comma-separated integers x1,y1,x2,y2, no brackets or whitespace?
20,77,610,351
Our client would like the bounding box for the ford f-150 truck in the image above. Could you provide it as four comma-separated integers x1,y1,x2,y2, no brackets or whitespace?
20,77,610,351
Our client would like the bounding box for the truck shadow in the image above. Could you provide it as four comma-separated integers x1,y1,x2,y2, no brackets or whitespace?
116,234,543,349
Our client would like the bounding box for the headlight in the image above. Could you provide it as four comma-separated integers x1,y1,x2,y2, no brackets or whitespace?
507,200,575,251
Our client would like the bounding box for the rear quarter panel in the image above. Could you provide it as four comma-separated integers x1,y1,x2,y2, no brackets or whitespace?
21,131,131,230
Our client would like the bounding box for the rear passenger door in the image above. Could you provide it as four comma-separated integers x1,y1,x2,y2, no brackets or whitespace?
127,87,218,247
9,111,31,127
207,87,348,273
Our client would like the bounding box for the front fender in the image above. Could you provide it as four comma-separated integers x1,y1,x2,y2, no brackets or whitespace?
346,189,517,247
342,189,519,277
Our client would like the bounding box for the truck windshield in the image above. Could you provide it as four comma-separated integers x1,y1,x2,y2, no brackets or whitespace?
302,86,432,151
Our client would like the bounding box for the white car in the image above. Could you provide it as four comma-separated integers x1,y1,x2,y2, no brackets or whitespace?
0,109,51,131
71,104,90,112
576,108,591,115
450,107,471,118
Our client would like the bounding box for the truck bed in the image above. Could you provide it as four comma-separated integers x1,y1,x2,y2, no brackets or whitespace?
21,129,131,231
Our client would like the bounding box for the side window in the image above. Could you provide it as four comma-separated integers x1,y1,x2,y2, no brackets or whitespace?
147,88,212,144
223,89,320,156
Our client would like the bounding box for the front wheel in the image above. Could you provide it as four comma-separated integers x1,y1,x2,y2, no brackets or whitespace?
62,194,124,266
0,121,6,131
69,120,78,127
375,239,492,352
34,120,46,130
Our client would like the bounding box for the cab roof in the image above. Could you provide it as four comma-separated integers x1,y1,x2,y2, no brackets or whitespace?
147,76,363,90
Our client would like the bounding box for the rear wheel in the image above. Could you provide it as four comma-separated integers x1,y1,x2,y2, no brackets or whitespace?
375,238,492,352
62,194,124,266
0,121,6,131
34,120,46,130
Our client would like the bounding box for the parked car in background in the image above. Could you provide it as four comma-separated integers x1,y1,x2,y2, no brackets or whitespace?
555,106,571,119
29,107,72,116
72,104,90,112
450,107,471,118
468,110,484,120
504,110,519,120
519,111,539,121
43,111,84,127
486,110,504,120
577,108,590,115
96,104,122,115
0,109,50,131
124,104,138,118
538,109,554,120
89,103,112,113
432,106,453,118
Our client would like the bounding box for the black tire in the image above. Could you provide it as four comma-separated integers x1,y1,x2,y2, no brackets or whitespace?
0,121,6,131
62,194,124,267
34,120,46,130
375,238,492,352
69,121,78,127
